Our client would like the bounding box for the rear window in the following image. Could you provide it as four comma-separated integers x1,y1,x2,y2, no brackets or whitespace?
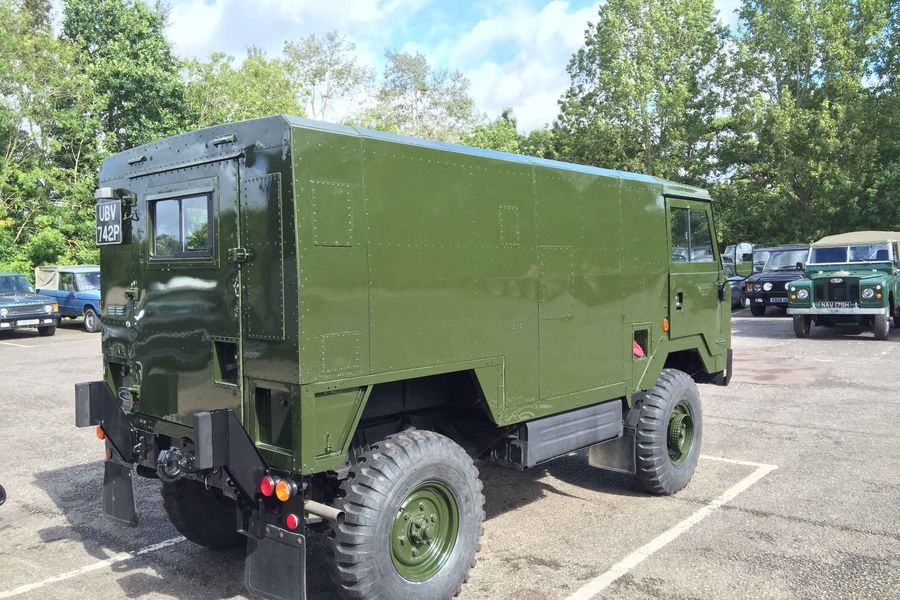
151,194,213,258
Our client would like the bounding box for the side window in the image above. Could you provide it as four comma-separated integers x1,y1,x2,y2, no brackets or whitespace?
60,273,75,291
689,209,715,263
151,194,213,258
670,207,689,263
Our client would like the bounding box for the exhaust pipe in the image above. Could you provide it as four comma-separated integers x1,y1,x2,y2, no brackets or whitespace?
304,499,343,522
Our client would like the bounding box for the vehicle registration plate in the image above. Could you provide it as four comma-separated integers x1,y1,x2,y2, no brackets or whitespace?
96,198,123,245
817,302,852,308
770,297,788,303
17,319,39,326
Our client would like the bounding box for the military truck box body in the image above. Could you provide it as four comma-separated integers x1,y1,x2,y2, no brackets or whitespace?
91,115,729,474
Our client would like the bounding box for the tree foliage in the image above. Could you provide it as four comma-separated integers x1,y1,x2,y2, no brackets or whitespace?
556,0,727,184
354,50,479,142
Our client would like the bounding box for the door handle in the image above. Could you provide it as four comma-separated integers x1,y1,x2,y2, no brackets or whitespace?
675,292,684,311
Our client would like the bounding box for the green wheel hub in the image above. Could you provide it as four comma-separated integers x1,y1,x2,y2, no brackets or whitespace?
667,401,695,465
390,481,459,582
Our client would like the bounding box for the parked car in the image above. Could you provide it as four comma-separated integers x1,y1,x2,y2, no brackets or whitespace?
0,272,60,336
788,231,900,340
724,262,747,308
34,265,101,332
745,244,810,316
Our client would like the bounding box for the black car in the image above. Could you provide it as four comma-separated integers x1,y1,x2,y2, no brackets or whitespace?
745,244,810,316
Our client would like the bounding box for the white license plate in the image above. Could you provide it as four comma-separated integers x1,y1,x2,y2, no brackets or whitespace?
818,301,852,308
16,319,39,326
770,297,788,303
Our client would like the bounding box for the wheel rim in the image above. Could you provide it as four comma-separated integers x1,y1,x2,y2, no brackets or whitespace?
390,481,459,582
85,312,95,329
667,401,695,465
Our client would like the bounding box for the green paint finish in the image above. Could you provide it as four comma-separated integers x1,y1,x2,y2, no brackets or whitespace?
667,401,694,465
390,481,459,582
94,116,730,476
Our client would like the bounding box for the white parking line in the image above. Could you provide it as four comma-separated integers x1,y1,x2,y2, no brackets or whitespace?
0,341,29,348
566,456,778,600
0,536,186,599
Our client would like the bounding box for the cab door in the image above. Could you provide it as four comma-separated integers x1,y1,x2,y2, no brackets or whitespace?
666,198,725,345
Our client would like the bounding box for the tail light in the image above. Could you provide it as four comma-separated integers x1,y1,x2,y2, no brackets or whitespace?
259,474,278,497
275,479,296,502
285,513,300,530
95,425,105,440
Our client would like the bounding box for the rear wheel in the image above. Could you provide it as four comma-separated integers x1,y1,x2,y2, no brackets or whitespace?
793,315,812,338
874,313,890,340
329,430,484,600
83,307,101,333
37,324,56,336
750,304,766,317
161,478,244,550
635,369,702,495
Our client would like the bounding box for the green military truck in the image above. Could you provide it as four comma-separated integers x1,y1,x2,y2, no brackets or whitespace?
788,231,900,340
75,116,732,600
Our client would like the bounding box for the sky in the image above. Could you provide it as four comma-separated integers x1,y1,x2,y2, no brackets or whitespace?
163,0,742,132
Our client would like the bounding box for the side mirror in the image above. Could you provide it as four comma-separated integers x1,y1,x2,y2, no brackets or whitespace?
796,262,804,271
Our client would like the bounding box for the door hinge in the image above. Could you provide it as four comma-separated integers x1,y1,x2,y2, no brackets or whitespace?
228,247,254,263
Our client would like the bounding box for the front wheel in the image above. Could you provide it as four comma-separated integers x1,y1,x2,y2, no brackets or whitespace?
750,304,766,317
83,307,101,333
37,324,56,336
793,315,812,338
635,369,702,495
874,313,890,340
330,430,485,600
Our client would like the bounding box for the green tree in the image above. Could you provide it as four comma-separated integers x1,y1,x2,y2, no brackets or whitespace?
716,0,893,243
464,109,523,153
184,48,305,128
62,0,189,151
556,0,727,183
354,50,479,143
283,32,373,121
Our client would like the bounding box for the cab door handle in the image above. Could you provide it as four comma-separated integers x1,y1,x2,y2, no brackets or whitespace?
675,292,684,311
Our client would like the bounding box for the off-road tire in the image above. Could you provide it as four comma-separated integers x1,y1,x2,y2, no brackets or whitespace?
329,430,485,600
37,324,56,336
83,307,101,333
750,304,766,317
793,315,812,338
874,313,890,340
635,369,702,495
161,478,244,550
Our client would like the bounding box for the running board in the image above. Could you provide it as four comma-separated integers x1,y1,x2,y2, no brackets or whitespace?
491,400,623,469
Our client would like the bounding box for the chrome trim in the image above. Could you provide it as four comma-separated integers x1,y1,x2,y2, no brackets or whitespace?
788,307,887,315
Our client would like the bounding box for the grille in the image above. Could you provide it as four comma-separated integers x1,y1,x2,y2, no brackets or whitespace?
106,304,126,318
814,279,859,302
3,304,45,316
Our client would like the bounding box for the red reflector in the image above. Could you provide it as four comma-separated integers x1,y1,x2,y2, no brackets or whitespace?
259,475,277,497
632,341,645,358
285,513,300,530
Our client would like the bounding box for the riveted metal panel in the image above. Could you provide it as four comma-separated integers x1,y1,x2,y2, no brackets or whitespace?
311,181,353,247
241,173,285,341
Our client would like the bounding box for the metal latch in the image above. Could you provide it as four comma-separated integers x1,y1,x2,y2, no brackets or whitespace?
228,247,254,263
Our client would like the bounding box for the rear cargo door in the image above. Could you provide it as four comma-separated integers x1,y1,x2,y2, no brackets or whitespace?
666,198,724,346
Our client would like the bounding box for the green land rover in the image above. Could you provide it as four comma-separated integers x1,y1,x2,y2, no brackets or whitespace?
75,116,732,600
788,231,900,340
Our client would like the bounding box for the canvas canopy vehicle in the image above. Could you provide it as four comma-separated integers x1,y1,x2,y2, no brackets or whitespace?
75,116,732,600
35,266,102,332
788,231,900,340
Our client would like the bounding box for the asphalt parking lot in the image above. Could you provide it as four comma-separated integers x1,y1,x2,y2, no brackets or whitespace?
1,310,898,600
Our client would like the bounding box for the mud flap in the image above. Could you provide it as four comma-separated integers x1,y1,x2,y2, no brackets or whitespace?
103,461,138,526
245,524,307,600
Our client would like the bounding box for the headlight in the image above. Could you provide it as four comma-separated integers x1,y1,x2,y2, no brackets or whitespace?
0,308,7,317
862,288,875,299
785,282,791,290
797,289,809,300
44,304,53,313
763,282,773,291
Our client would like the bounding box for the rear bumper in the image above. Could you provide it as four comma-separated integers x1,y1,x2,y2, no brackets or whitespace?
788,306,887,315
75,380,308,600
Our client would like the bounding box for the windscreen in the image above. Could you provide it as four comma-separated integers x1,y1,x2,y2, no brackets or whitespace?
765,249,807,271
809,243,891,265
0,275,34,294
75,272,101,291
